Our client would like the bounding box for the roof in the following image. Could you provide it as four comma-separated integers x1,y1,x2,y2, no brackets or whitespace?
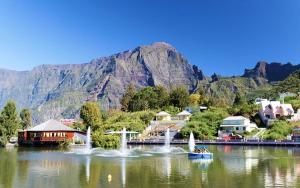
281,104,293,109
156,111,171,116
28,119,77,132
223,116,248,121
177,110,192,116
220,123,257,128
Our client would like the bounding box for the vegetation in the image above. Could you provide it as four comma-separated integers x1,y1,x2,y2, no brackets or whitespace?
0,101,20,145
169,86,189,109
80,102,102,131
273,69,300,94
92,132,120,149
179,108,229,139
262,120,293,140
121,85,191,112
102,110,156,133
20,108,32,130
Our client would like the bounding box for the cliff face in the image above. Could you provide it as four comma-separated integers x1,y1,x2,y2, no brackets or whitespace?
0,42,204,122
243,61,300,82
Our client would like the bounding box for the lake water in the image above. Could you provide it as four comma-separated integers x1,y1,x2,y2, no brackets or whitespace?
0,145,300,188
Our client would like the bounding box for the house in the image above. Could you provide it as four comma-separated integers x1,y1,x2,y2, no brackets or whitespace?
176,110,192,121
185,106,208,113
255,98,268,105
218,116,258,137
155,111,171,121
143,111,191,140
18,119,86,146
258,100,294,125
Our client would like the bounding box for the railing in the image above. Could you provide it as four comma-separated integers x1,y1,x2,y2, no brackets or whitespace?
31,137,68,142
127,139,300,146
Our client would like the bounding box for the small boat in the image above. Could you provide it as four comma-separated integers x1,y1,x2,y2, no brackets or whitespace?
188,146,213,159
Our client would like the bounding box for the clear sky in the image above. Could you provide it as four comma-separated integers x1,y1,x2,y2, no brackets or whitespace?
0,0,300,76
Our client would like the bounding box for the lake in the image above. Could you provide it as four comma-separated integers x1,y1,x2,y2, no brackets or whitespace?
0,145,299,188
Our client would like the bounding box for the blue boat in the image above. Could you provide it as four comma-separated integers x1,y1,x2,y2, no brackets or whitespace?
188,146,213,159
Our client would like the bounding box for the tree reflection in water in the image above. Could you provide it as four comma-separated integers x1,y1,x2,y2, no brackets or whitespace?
0,146,300,188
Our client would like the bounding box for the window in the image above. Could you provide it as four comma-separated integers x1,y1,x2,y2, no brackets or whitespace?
243,127,246,131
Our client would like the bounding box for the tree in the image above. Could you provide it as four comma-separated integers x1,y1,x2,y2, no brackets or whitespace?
233,92,246,106
20,108,32,130
0,101,20,143
169,86,189,109
153,85,169,108
189,94,201,106
80,102,102,130
120,84,136,111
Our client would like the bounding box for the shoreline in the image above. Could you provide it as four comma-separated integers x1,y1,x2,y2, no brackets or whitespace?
128,140,300,147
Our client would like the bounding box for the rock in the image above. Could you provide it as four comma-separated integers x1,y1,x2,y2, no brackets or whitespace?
0,42,204,123
243,61,300,82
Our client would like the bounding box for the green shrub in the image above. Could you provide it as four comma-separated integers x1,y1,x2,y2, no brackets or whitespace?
92,131,120,149
262,120,293,140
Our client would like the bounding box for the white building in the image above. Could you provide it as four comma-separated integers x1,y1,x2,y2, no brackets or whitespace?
176,110,192,121
219,116,258,135
155,111,171,121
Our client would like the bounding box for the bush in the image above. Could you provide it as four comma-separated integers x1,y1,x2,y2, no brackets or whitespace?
92,131,120,149
179,107,228,139
103,110,156,132
59,139,71,148
262,120,293,140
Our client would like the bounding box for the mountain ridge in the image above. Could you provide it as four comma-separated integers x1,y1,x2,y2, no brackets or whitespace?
0,42,204,122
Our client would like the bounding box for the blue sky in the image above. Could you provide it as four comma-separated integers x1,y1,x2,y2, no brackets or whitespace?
0,0,300,76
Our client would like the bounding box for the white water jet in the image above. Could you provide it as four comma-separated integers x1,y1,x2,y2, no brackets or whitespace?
164,128,170,149
189,131,195,152
121,127,127,154
86,126,91,152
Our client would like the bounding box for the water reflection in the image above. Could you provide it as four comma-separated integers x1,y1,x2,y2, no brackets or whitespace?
1,146,300,187
121,158,126,187
85,156,90,182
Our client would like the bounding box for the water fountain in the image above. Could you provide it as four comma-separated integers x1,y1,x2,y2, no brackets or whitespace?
164,128,170,149
189,132,195,152
120,127,127,154
86,127,91,151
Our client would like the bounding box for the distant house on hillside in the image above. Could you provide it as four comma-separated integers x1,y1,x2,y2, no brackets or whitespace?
257,100,294,125
218,116,258,138
255,98,268,105
18,119,86,146
143,111,191,140
176,110,192,121
185,106,208,113
155,111,171,121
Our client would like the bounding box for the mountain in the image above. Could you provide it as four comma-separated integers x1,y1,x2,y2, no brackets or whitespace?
0,42,204,122
243,61,300,82
272,69,300,94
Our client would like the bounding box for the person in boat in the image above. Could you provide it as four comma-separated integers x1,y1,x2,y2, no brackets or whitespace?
194,147,208,153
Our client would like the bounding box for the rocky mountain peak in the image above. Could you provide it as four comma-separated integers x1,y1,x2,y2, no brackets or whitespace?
243,61,300,82
0,42,205,123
